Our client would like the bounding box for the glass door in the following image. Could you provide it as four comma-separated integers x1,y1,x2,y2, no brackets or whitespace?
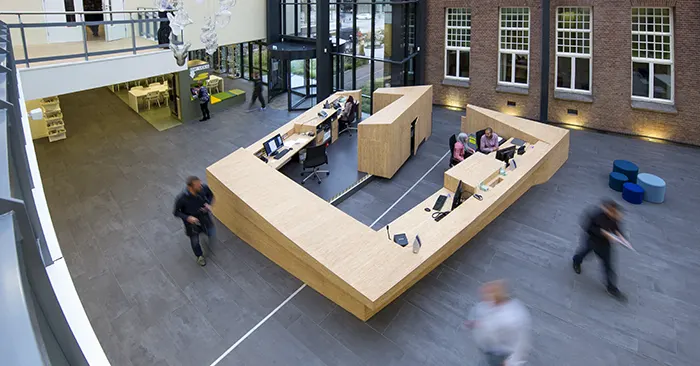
268,58,286,102
288,58,317,110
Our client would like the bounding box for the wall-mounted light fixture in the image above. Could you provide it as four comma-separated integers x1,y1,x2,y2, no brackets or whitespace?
507,101,516,107
567,108,578,116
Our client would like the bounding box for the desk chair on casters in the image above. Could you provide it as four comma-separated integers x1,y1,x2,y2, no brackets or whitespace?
339,101,360,137
301,145,330,184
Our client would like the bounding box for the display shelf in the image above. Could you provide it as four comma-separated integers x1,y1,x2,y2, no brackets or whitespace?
41,96,66,142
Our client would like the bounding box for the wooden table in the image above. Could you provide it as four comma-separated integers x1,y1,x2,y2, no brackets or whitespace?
128,84,169,113
245,91,361,171
264,133,315,170
207,96,570,321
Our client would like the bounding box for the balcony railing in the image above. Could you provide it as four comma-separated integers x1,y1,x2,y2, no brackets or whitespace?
0,9,180,68
0,21,89,365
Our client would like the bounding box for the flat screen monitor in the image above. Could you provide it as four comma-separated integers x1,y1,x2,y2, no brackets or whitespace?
263,134,284,156
451,181,463,211
496,145,516,163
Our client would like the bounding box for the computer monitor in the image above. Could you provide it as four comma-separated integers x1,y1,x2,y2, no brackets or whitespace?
263,134,284,156
451,181,463,211
496,146,516,163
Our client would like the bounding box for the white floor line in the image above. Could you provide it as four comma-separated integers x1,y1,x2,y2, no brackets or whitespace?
209,283,307,366
210,150,449,365
369,150,450,229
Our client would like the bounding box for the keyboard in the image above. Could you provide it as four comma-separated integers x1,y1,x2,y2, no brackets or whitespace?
433,194,448,211
273,148,290,160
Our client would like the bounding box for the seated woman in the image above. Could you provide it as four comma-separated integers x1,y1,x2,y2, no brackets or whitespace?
454,133,476,163
338,96,356,130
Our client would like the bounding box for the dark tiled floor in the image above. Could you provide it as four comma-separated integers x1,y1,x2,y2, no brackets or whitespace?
36,88,700,366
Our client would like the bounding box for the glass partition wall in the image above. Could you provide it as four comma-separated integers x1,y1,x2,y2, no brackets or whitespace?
330,0,419,114
187,40,268,83
276,0,420,112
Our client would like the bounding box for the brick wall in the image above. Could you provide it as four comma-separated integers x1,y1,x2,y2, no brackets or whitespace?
426,0,700,145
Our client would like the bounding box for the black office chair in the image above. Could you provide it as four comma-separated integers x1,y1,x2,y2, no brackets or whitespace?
339,101,360,137
449,134,460,167
475,129,486,152
301,144,330,184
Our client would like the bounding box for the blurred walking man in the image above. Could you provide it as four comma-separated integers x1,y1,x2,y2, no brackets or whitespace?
249,72,266,111
573,199,627,301
467,280,531,366
174,176,216,266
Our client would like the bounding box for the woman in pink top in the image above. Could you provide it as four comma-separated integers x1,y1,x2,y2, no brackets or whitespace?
454,133,475,162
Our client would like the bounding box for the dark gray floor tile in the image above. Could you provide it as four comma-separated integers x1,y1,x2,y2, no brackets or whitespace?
288,286,337,325
287,315,365,366
320,307,404,365
219,318,327,366
383,302,478,366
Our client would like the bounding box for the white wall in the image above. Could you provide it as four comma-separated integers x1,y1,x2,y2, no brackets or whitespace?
19,50,186,100
182,0,267,50
0,0,49,46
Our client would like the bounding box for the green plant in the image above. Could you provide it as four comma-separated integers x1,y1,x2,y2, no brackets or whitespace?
290,60,317,79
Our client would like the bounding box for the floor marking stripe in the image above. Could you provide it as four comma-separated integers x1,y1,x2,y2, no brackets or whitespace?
211,150,448,365
209,284,307,366
370,151,450,229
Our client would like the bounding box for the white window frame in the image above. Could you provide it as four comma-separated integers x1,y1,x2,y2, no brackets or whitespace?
498,7,530,87
555,7,593,94
444,8,471,81
631,7,674,104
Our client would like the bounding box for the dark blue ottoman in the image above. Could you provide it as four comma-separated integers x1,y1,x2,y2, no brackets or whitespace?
608,172,629,192
622,182,644,204
613,160,639,183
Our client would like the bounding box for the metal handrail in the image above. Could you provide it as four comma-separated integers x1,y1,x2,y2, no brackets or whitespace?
0,10,169,15
1,20,89,364
1,9,179,68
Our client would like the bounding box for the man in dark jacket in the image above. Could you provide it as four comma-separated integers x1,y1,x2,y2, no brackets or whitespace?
173,176,215,266
249,73,266,110
573,200,627,301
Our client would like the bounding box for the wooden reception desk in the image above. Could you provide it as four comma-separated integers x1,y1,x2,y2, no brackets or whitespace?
207,91,569,321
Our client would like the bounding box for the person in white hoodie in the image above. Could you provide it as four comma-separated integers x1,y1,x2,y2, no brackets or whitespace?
467,280,531,366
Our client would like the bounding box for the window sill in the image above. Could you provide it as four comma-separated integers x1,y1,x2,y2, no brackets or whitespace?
554,90,593,103
495,84,529,96
442,78,470,88
631,100,677,114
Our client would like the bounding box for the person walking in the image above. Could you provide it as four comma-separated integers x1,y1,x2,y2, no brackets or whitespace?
573,199,628,301
249,72,266,111
173,176,216,266
467,280,531,366
196,82,211,121
84,0,104,37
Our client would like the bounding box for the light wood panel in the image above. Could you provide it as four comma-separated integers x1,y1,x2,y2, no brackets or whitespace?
444,152,505,194
357,86,433,178
207,93,569,321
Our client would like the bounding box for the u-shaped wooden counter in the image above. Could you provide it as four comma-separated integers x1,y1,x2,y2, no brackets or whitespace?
206,86,569,321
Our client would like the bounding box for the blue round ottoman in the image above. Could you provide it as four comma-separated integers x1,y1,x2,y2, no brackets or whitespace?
608,172,629,192
637,173,666,203
622,183,644,204
613,160,639,183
